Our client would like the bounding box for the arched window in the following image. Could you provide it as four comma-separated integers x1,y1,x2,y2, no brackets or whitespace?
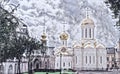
89,28,91,38
69,62,70,67
82,29,84,38
93,56,95,64
8,65,13,74
85,28,87,38
57,63,59,67
40,61,42,68
34,59,40,70
86,56,87,64
63,62,65,67
100,56,102,64
76,56,77,64
89,56,91,64
14,64,17,74
45,62,47,69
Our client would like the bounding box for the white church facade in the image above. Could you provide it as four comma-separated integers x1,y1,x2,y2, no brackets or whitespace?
53,15,107,70
1,9,118,74
73,16,107,70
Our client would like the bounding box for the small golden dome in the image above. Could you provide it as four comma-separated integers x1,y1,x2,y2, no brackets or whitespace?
60,32,69,40
41,33,46,39
81,17,94,25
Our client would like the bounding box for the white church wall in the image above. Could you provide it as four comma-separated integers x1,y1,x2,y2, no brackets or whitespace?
83,48,97,70
3,62,16,74
73,48,82,70
55,56,72,69
97,48,107,70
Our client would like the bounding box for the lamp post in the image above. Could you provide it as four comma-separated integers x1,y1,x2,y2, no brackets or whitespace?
113,48,117,69
60,53,62,74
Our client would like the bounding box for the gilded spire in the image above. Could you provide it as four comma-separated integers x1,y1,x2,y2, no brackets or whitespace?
63,22,65,32
43,15,46,34
86,7,89,18
81,7,94,25
41,9,47,42
60,20,68,41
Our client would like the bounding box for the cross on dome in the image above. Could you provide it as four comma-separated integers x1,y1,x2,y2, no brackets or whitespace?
81,7,94,25
86,7,89,18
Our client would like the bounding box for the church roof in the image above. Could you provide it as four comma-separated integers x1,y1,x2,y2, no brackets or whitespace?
54,46,73,56
106,47,115,54
59,32,69,40
74,40,105,49
81,17,94,25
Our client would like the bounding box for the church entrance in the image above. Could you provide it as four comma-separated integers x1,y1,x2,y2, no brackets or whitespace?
36,63,39,69
8,65,13,74
34,59,42,70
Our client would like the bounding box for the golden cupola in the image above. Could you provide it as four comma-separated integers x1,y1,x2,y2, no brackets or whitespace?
41,32,47,42
60,23,69,41
81,7,94,25
60,31,69,40
81,17,94,25
41,23,47,42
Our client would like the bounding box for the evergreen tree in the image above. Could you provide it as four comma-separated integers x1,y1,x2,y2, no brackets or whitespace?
8,36,41,74
105,0,120,29
0,6,18,63
24,37,41,74
0,5,41,74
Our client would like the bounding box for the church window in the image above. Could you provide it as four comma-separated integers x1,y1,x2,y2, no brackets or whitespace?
63,62,65,67
69,62,70,67
93,29,94,38
89,28,91,38
107,57,109,61
107,64,109,68
112,57,114,61
89,56,91,64
57,63,59,67
93,56,95,64
15,64,17,74
100,56,102,64
112,64,114,67
76,56,77,64
8,65,13,74
86,56,87,64
82,29,83,38
85,28,87,38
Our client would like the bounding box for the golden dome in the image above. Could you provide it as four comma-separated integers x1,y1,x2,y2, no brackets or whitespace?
81,17,94,25
41,33,46,39
60,32,69,40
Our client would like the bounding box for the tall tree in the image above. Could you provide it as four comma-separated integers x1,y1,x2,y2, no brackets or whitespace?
0,6,18,63
24,37,41,74
105,0,120,29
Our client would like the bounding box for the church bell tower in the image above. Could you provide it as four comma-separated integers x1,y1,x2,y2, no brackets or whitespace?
81,8,95,40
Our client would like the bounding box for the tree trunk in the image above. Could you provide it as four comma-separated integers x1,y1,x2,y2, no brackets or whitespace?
28,52,32,74
28,59,30,74
17,58,21,74
28,56,32,74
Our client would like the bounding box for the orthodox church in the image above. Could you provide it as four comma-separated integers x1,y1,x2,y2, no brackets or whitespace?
73,15,107,70
53,13,107,70
1,7,117,74
54,25,73,70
